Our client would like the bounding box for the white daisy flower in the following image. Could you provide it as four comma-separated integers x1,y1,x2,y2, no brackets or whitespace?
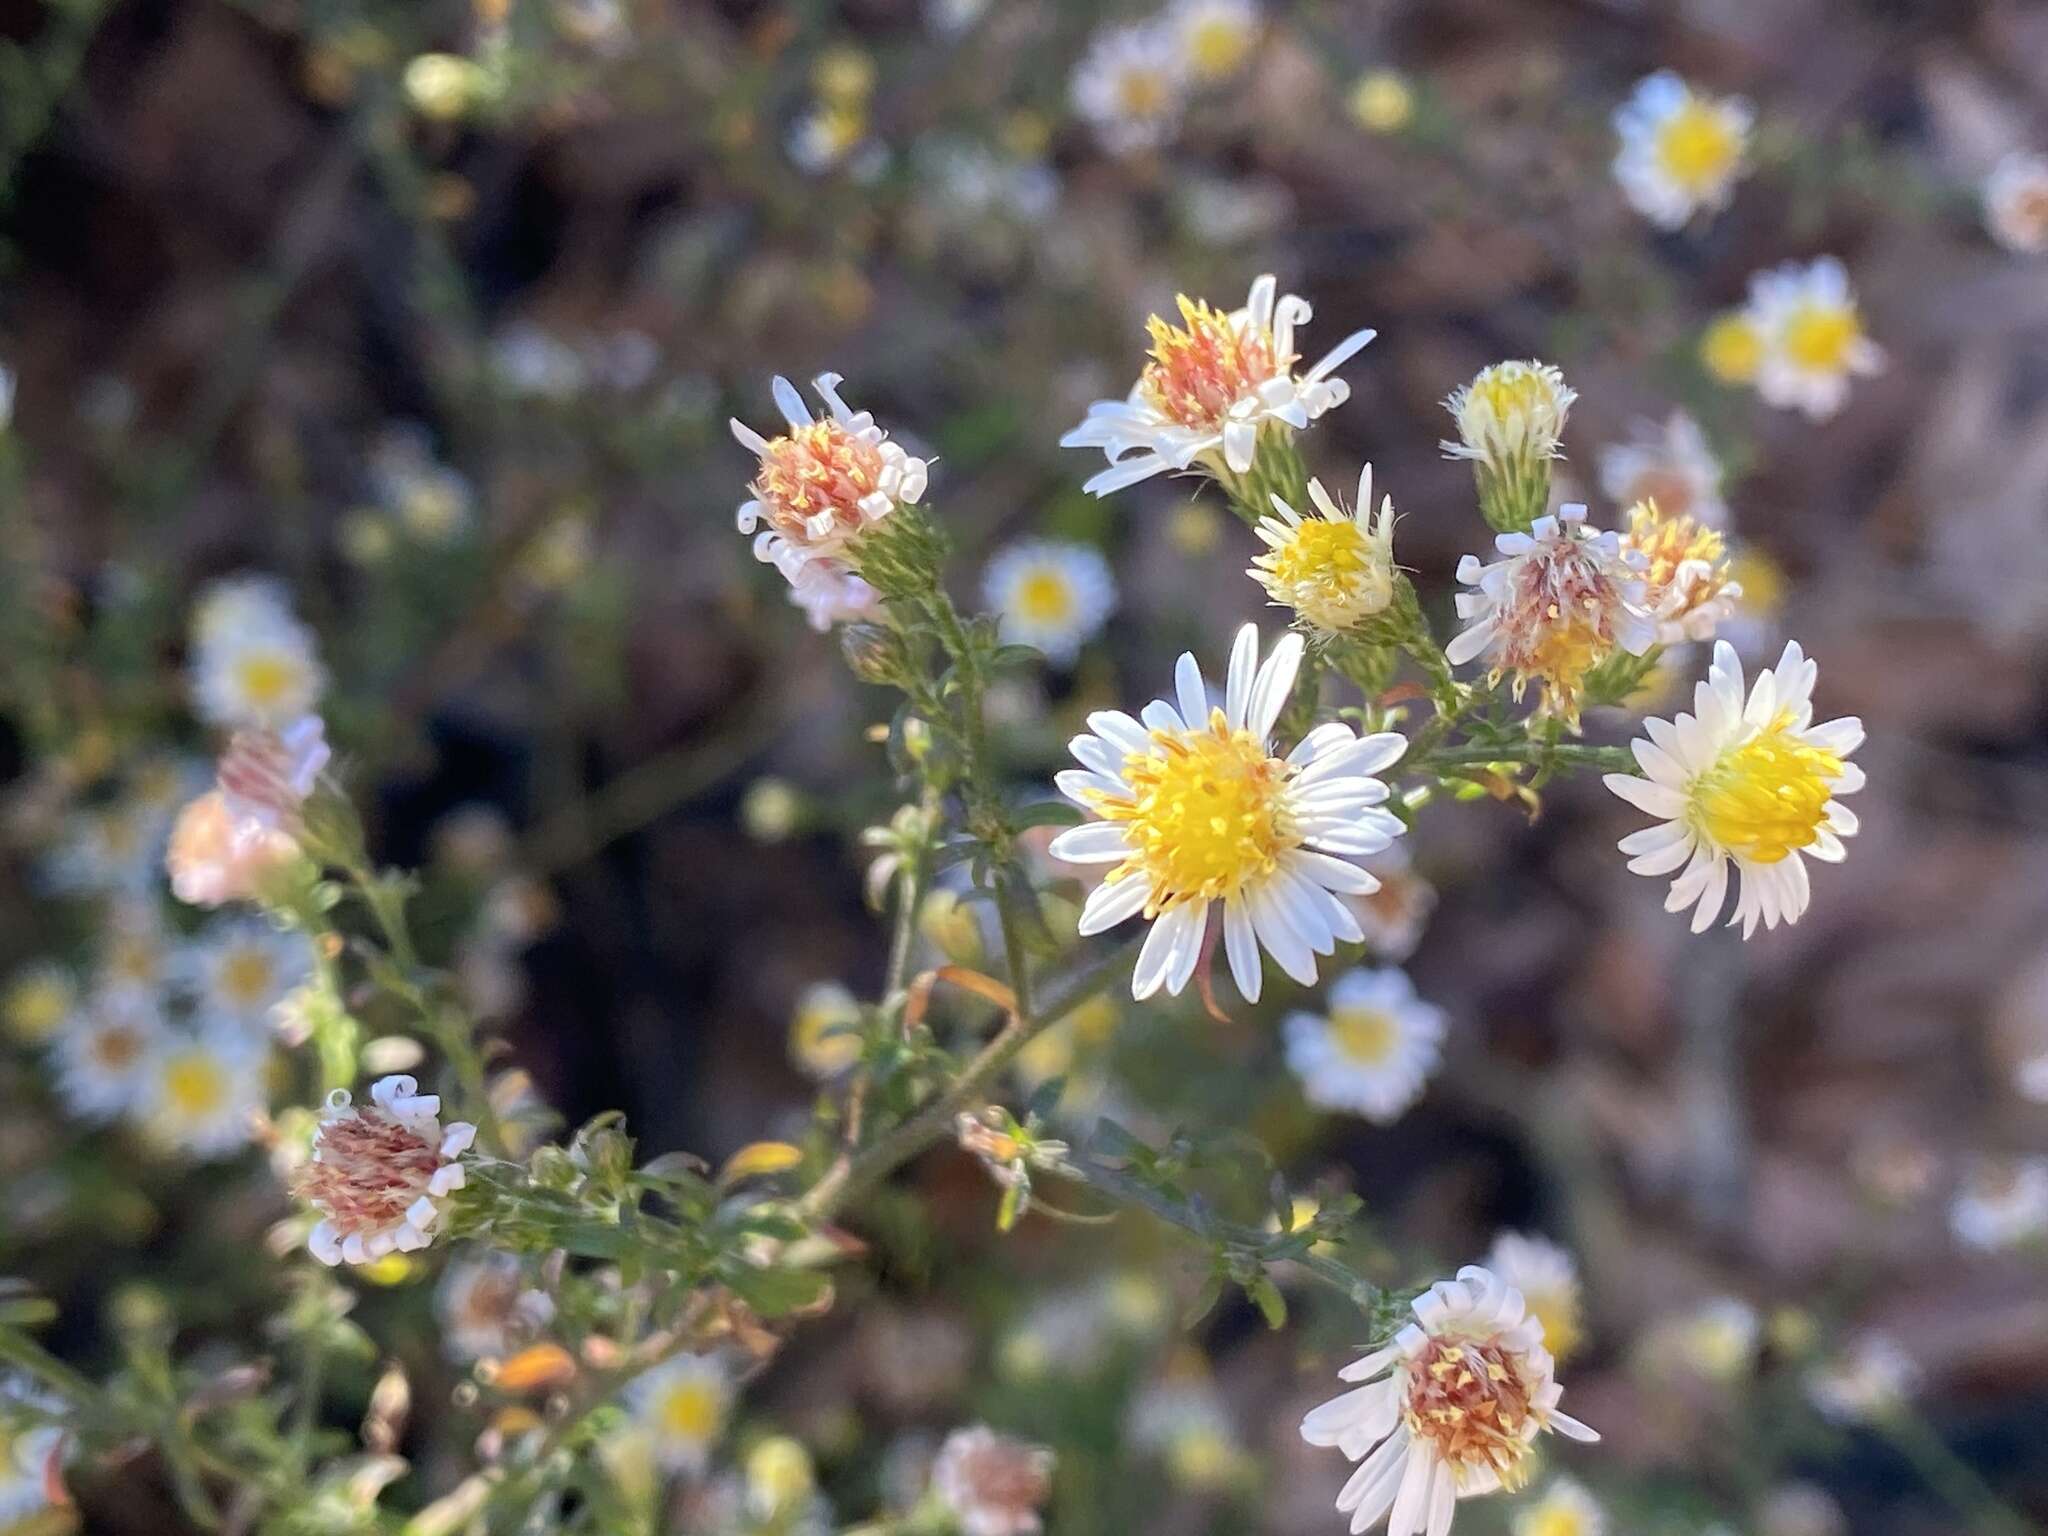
1949,1156,2048,1251
1611,72,1752,230
1605,639,1863,938
139,1025,269,1158
190,608,326,730
1445,505,1655,727
1618,500,1742,646
52,991,167,1121
191,573,295,647
1284,967,1444,1125
983,539,1118,664
730,373,929,592
1642,1296,1760,1383
1805,1334,1916,1423
0,1375,64,1526
436,1251,557,1362
1300,1264,1599,1536
1069,23,1189,155
1167,0,1261,82
629,1353,732,1475
930,1425,1055,1536
1250,464,1398,635
1485,1232,1583,1363
1744,258,1884,421
296,1075,477,1265
1047,624,1408,1002
787,562,881,632
41,798,173,896
184,918,314,1032
1511,1477,1604,1536
1062,275,1374,496
1983,149,2048,255
1597,411,1728,529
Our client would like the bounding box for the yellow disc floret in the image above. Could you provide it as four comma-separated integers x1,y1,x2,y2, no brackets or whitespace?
1690,721,1842,863
1780,303,1862,374
1092,710,1299,912
1255,519,1392,631
1329,1005,1398,1067
1655,100,1741,192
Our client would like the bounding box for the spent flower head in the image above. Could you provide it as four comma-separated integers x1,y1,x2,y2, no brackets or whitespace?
930,1425,1055,1536
297,1075,477,1265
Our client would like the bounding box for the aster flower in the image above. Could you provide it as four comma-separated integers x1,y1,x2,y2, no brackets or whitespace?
42,798,177,897
982,539,1117,664
1983,149,2048,255
629,1353,731,1475
1597,412,1728,528
184,918,314,1032
1069,23,1188,155
1619,500,1742,645
1129,1373,1247,1491
190,592,326,729
1167,0,1261,83
1300,1265,1599,1536
1641,1297,1759,1383
731,373,929,593
168,716,329,908
1048,624,1408,1002
1445,505,1655,728
0,1375,64,1526
437,1252,557,1362
52,991,166,1121
1744,258,1884,421
1441,362,1577,533
1250,465,1398,634
1512,1478,1604,1536
140,1025,269,1158
1611,72,1752,230
1949,1156,2048,1251
1605,640,1863,937
930,1425,1055,1536
94,899,175,1002
297,1075,477,1265
1484,1233,1584,1362
1283,966,1444,1124
1062,275,1374,496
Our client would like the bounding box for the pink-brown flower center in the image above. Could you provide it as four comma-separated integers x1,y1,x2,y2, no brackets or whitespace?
1401,1336,1538,1485
751,421,886,548
1139,296,1283,431
295,1106,444,1235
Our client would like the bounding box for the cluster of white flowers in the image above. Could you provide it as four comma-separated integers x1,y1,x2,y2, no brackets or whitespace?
1070,0,1264,155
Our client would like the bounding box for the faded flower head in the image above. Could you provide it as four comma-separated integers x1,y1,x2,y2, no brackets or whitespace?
437,1252,556,1362
1620,499,1742,645
1301,1265,1599,1535
788,563,881,633
1607,640,1863,937
167,716,327,909
297,1075,476,1266
1612,72,1751,230
731,373,928,591
930,1425,1055,1536
1598,412,1727,528
1063,275,1373,495
1983,149,2048,255
1446,505,1655,727
1250,464,1398,634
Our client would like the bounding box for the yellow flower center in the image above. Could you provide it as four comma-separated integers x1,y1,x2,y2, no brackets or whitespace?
1700,313,1762,383
1116,67,1171,120
1690,720,1841,863
219,950,276,1008
164,1051,231,1118
1013,569,1075,624
1522,1502,1590,1536
1624,500,1732,617
1654,100,1740,191
1329,1005,1399,1067
1781,302,1861,374
1526,1291,1583,1361
1464,366,1562,441
1726,546,1787,620
656,1379,722,1442
1260,519,1392,629
1348,71,1413,134
1091,711,1298,912
235,651,301,710
1139,296,1283,431
1185,17,1252,80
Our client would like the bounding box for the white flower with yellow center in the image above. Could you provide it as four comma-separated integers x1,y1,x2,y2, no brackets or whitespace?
1441,362,1575,471
1168,0,1260,82
1983,149,2048,255
1949,1155,2048,1251
1744,258,1884,421
43,798,174,896
1284,967,1444,1124
1605,640,1863,938
1446,505,1655,728
52,991,167,1121
1485,1232,1583,1363
1644,1296,1759,1383
1611,72,1751,230
140,1025,268,1158
983,539,1117,664
1063,275,1375,496
0,1375,64,1527
1597,412,1728,529
1070,23,1189,155
629,1353,732,1474
1251,465,1398,634
790,981,864,1079
1048,624,1408,1002
191,611,327,729
731,373,929,592
185,919,314,1032
1512,1478,1604,1536
1301,1265,1599,1536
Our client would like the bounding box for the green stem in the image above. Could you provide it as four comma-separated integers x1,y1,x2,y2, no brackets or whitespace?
1876,1411,2034,1536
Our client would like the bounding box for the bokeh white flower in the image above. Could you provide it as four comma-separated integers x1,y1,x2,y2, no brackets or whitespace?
1611,72,1751,229
1983,149,2048,255
930,1425,1055,1536
1485,1232,1584,1362
1284,966,1445,1124
629,1353,731,1475
983,539,1118,664
1744,258,1884,421
1598,412,1728,528
1949,1156,2048,1251
1070,23,1188,155
140,1025,269,1158
1511,1477,1604,1536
